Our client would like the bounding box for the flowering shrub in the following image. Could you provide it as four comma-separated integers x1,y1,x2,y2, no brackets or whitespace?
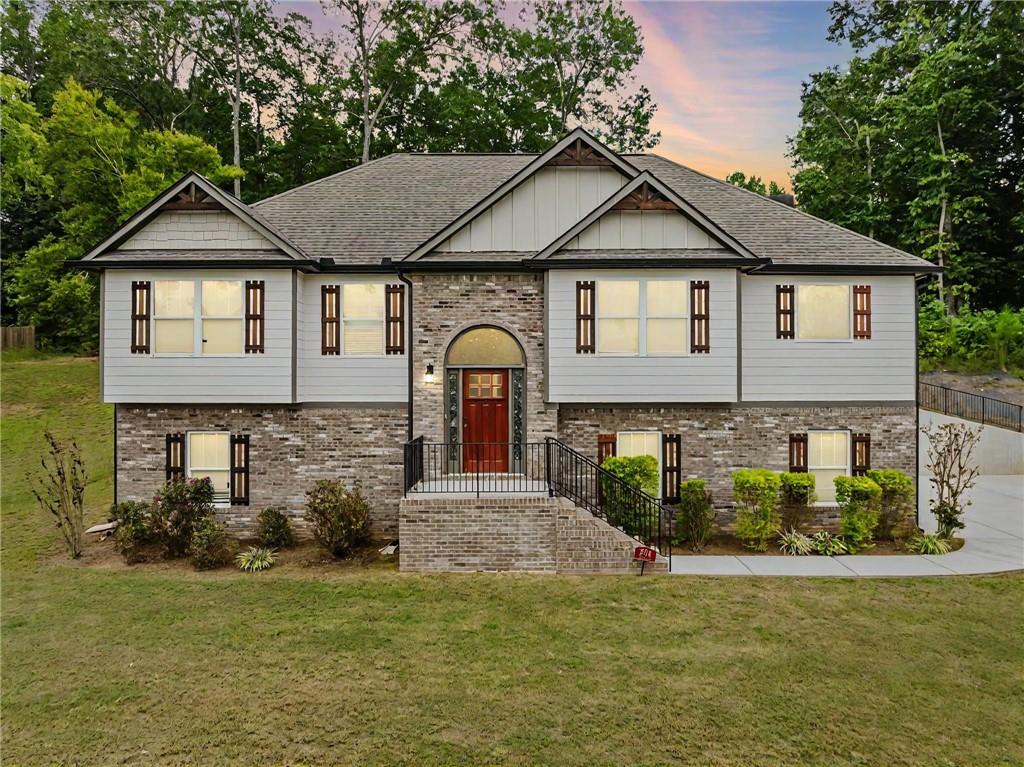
149,477,216,559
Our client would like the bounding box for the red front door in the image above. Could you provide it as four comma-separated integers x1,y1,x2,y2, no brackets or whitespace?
462,369,509,472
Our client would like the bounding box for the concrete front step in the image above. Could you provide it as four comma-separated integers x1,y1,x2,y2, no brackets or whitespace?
399,495,665,574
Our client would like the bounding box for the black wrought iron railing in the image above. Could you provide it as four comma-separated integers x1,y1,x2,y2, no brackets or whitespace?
919,381,1023,432
402,437,673,562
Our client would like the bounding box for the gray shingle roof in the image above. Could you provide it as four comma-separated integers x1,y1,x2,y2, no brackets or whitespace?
252,151,934,271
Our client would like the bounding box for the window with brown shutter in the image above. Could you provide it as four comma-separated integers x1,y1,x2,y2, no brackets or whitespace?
852,433,871,475
597,433,616,465
166,433,185,482
385,284,405,355
576,281,595,353
662,433,682,503
245,280,265,353
853,285,872,339
230,434,250,505
131,281,151,353
690,280,710,353
321,285,339,355
789,433,808,472
776,285,794,339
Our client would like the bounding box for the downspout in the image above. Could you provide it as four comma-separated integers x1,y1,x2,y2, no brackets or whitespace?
391,260,415,442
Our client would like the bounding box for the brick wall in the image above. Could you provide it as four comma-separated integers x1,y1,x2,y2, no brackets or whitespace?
410,272,558,443
399,496,652,573
557,404,917,527
116,404,407,537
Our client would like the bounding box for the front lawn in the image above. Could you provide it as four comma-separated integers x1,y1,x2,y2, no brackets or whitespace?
2,354,1023,766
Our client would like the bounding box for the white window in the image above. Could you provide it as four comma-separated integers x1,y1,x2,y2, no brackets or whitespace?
153,280,195,354
597,279,688,355
343,283,385,355
797,285,851,340
201,280,243,354
597,280,640,354
187,432,230,502
808,430,850,503
616,431,662,496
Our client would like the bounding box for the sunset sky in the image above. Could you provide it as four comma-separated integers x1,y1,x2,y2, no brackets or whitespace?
287,1,855,189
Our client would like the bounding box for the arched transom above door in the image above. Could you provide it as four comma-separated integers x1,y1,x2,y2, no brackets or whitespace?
446,326,524,367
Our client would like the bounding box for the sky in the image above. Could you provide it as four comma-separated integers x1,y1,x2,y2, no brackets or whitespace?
283,1,855,189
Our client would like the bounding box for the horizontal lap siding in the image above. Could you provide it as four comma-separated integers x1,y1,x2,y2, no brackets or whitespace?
548,269,738,402
298,274,407,403
103,269,292,403
741,274,916,401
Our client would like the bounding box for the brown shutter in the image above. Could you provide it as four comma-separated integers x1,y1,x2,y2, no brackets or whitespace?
385,284,405,355
131,281,150,353
597,433,617,465
245,280,265,353
853,285,872,339
576,280,595,354
165,433,185,482
690,280,710,353
776,285,794,339
852,433,871,476
788,433,808,472
230,434,250,505
321,285,339,355
662,433,682,503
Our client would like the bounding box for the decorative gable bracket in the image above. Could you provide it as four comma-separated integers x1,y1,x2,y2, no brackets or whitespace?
160,182,226,212
545,137,616,168
610,181,677,211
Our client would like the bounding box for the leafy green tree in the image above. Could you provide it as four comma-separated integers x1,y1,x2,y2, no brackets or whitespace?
726,171,787,197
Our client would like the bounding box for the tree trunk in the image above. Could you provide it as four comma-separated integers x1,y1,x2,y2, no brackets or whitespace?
232,11,242,198
865,131,874,240
936,117,951,314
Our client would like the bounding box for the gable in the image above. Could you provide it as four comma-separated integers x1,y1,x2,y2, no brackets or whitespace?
434,165,630,253
119,210,276,250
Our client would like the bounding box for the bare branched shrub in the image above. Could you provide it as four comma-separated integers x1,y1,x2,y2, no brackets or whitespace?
31,432,87,559
924,422,981,538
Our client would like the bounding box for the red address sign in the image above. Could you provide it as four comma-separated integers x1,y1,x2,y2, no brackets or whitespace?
633,545,657,563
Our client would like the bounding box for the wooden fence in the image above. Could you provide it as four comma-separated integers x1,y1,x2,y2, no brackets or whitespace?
1,326,36,350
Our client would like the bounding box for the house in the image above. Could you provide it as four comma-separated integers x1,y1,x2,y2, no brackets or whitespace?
79,129,937,572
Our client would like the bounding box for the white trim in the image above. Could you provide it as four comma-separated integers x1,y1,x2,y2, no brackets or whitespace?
595,277,690,357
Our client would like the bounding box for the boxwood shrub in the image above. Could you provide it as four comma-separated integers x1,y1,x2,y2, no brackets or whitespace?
732,469,781,551
835,475,882,552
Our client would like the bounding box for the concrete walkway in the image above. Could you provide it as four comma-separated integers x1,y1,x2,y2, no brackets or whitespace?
669,474,1023,577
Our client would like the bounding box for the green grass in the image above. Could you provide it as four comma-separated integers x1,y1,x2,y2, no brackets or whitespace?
3,355,1024,766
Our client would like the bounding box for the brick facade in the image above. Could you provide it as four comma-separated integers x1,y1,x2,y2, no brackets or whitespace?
557,404,917,527
115,404,407,537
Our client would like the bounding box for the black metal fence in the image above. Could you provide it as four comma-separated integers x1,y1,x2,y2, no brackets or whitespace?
919,381,1023,432
402,437,673,561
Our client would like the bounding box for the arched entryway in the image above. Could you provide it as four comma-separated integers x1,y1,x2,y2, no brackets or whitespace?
444,325,526,472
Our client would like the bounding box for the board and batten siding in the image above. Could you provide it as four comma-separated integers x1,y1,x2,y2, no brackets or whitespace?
741,274,916,401
297,274,408,403
562,210,720,250
435,167,628,252
119,211,275,250
103,269,292,403
547,269,738,403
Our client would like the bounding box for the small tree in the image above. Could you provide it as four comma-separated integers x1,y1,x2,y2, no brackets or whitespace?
673,479,714,552
732,469,781,551
306,480,369,558
31,432,88,559
866,469,915,540
924,422,981,538
835,475,882,553
779,472,816,532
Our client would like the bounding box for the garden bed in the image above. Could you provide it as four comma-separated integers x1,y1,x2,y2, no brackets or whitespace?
671,534,965,556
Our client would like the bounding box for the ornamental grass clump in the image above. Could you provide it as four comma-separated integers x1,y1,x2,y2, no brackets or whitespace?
777,529,814,556
236,546,276,572
834,475,882,553
779,472,816,533
866,468,915,540
811,531,848,557
732,469,781,552
673,479,714,551
600,455,660,539
306,479,369,558
906,532,952,555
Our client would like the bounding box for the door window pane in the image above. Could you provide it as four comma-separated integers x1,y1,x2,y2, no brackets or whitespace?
598,318,639,354
797,285,851,340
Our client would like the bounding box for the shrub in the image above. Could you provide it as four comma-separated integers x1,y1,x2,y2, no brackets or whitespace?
906,532,952,555
257,507,294,549
778,529,814,556
600,455,660,538
924,422,981,538
673,479,714,551
306,480,370,558
732,469,781,552
779,472,816,532
30,432,87,559
835,475,882,553
188,516,233,570
236,546,276,572
918,300,1024,372
149,477,216,559
110,500,154,564
866,469,915,540
811,531,848,556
